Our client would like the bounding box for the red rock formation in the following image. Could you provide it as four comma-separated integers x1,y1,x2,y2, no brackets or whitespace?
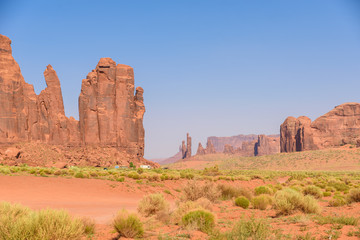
223,144,235,154
0,34,78,144
205,139,216,154
196,142,206,155
280,103,360,152
0,34,147,165
254,134,280,156
78,58,145,158
208,134,258,152
181,133,192,159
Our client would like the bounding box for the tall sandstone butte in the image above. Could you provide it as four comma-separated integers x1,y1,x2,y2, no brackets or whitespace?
79,58,145,158
0,34,145,161
0,34,79,144
280,103,360,152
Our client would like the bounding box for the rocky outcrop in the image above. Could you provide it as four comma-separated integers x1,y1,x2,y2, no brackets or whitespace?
255,135,280,156
280,103,360,152
196,143,206,155
205,139,216,154
223,144,235,154
79,58,145,158
181,133,192,159
0,34,147,165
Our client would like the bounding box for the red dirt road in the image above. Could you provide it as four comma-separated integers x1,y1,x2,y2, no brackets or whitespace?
0,175,143,224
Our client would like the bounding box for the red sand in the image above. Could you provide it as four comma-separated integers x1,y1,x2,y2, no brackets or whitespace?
0,175,143,224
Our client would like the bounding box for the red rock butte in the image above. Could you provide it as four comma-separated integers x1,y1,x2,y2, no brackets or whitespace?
0,34,146,163
280,102,360,152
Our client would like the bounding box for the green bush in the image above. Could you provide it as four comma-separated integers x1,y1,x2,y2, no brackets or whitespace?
274,188,321,215
323,192,331,197
329,195,347,207
74,172,86,178
227,216,272,240
235,196,250,209
182,210,215,233
113,210,143,238
303,185,323,199
251,194,272,210
254,186,273,196
172,198,212,224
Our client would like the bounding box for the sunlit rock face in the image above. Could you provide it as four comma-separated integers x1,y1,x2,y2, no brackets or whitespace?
0,34,145,161
281,103,360,152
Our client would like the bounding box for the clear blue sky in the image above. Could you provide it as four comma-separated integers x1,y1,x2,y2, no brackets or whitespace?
1,0,360,159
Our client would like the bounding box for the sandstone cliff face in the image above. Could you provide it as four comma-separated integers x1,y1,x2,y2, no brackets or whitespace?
0,34,146,164
79,58,145,158
207,134,258,152
0,35,78,144
223,144,235,154
254,134,280,156
280,103,360,152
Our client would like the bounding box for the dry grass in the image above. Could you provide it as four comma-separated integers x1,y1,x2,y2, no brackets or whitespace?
218,183,253,200
0,202,85,240
274,188,321,215
182,180,221,202
251,194,273,210
113,210,144,238
137,193,169,218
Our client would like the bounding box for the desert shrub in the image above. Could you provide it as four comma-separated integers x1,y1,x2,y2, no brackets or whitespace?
74,171,86,178
217,184,252,200
328,181,349,192
235,196,250,209
137,193,169,217
116,176,125,182
0,202,85,240
323,192,331,197
182,181,221,202
329,195,347,207
251,194,272,210
81,217,95,236
182,210,215,233
274,188,321,215
172,198,213,224
202,165,222,176
303,185,323,199
348,189,360,203
315,215,358,226
302,195,321,214
254,186,273,196
113,210,143,238
227,216,272,240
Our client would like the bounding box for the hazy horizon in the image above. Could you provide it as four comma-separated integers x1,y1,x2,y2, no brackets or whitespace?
1,0,360,158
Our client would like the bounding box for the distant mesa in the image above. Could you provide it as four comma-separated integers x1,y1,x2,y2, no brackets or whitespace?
159,133,280,165
0,34,156,168
280,103,360,152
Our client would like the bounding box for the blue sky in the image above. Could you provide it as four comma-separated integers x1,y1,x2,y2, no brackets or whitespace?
1,0,360,159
